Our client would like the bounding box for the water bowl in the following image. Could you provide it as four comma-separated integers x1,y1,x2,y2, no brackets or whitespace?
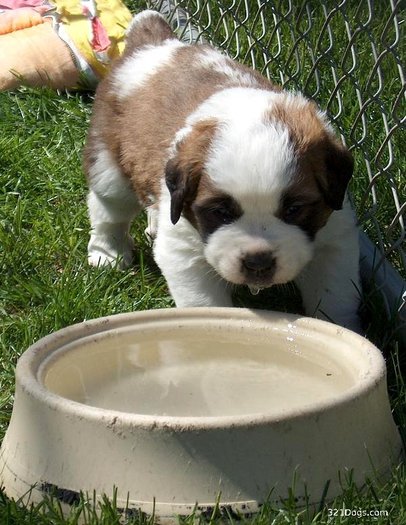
0,308,402,520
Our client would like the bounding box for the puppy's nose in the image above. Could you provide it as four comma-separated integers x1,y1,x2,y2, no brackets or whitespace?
242,252,276,276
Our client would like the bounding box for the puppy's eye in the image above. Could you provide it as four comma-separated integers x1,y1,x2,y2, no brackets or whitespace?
283,204,303,222
211,206,234,223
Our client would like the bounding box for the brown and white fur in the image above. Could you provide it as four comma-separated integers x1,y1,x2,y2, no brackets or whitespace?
84,10,361,331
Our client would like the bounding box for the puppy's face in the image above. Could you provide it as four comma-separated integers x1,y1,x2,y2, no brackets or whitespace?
165,95,353,289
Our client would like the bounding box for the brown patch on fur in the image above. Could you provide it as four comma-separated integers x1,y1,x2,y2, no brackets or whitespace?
193,173,225,203
266,98,353,211
267,98,326,152
123,13,177,58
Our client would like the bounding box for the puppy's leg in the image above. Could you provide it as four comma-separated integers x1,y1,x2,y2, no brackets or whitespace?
295,208,362,332
86,145,141,268
144,205,159,245
154,217,233,307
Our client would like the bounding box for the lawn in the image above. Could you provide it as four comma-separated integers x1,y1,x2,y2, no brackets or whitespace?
1,1,405,524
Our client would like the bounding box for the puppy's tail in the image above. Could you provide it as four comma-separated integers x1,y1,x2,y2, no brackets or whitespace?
123,10,177,57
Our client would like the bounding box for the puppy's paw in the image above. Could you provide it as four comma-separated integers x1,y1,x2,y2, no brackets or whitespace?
144,206,159,246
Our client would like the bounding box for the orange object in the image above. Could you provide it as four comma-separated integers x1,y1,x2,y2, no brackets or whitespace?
0,22,79,90
0,7,45,34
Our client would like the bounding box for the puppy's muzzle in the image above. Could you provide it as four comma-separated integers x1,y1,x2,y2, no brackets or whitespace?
241,251,276,284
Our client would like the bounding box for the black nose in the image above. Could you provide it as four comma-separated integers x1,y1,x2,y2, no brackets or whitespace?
242,252,276,277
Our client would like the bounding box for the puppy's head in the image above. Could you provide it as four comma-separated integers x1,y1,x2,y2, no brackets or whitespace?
165,92,353,289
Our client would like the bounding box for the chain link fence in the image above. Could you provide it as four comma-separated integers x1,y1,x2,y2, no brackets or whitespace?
148,0,405,336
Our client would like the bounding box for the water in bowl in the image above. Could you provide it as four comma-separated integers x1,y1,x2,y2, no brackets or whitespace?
42,328,355,417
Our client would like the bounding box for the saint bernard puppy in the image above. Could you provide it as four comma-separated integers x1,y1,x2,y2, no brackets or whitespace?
84,10,361,331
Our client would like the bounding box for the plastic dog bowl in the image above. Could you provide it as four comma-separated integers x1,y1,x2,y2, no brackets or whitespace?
0,308,402,520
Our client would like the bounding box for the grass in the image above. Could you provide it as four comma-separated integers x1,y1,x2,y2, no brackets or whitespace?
2,469,406,525
0,1,405,523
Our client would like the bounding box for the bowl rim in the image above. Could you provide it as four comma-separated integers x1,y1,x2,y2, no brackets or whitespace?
16,307,386,430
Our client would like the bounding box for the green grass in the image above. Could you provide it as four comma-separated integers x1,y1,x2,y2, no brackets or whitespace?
0,1,405,523
2,468,406,525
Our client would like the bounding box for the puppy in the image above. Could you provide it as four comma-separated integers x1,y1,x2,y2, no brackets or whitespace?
84,10,361,331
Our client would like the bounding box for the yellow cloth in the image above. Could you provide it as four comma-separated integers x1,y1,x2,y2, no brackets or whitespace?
56,0,132,77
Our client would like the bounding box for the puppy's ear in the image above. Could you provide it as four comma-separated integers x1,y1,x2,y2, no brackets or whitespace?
165,119,217,224
165,156,196,225
320,138,354,210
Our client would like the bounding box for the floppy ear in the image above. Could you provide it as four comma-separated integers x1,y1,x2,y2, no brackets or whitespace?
165,119,217,224
165,156,198,225
321,139,354,210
